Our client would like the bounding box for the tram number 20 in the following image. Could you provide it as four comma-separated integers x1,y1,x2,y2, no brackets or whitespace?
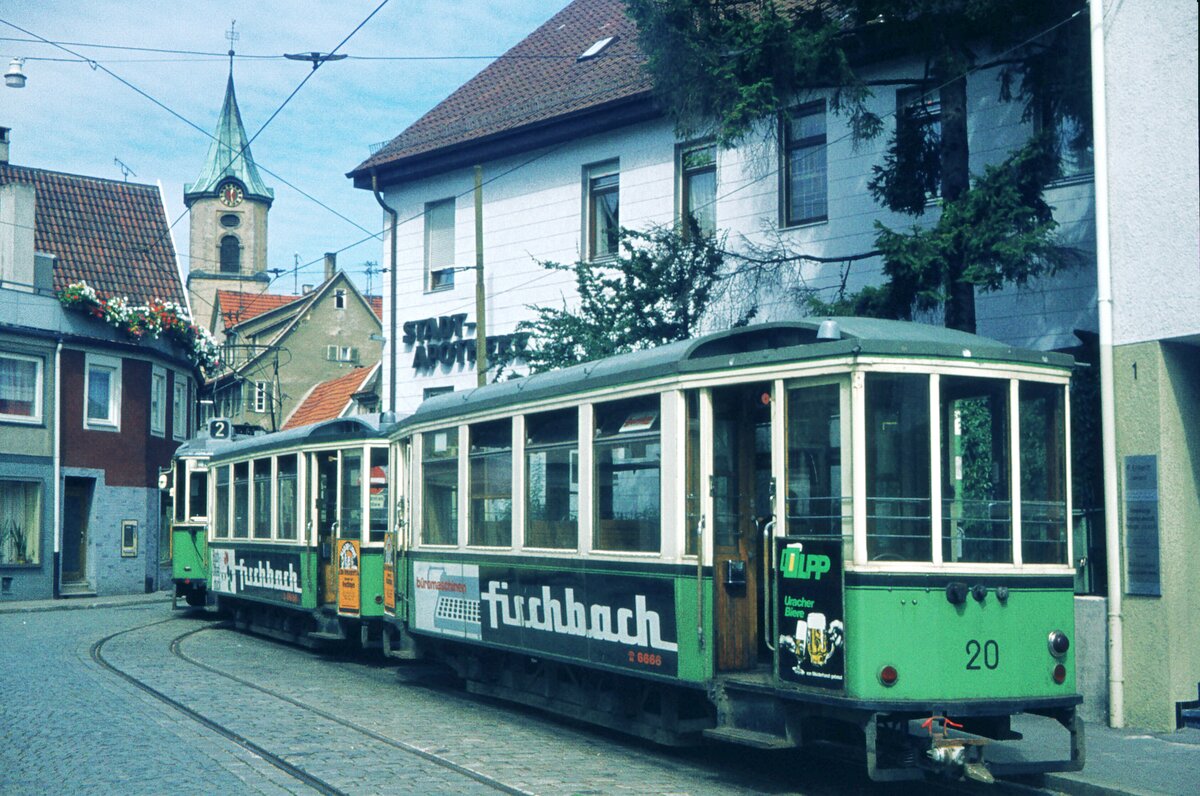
965,639,1000,670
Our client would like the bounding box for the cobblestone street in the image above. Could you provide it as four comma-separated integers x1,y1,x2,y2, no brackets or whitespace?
0,603,888,795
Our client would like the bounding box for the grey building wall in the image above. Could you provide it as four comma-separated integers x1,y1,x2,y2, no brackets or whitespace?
62,466,162,596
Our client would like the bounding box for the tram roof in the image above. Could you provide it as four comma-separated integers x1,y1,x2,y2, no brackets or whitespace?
404,319,1073,428
205,414,398,464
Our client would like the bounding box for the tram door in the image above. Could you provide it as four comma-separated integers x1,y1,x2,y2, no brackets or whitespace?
711,383,774,671
312,451,339,606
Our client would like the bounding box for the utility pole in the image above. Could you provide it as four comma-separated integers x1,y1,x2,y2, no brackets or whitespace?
474,165,487,387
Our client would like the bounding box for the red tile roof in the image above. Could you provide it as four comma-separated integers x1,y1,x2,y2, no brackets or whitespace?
0,162,185,306
351,0,649,177
215,289,303,328
367,295,382,321
283,366,375,430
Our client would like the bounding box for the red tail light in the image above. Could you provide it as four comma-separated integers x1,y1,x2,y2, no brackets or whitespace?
879,665,899,686
1052,663,1067,684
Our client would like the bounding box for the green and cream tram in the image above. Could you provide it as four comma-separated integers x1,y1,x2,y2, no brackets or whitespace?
204,416,399,645
384,319,1082,782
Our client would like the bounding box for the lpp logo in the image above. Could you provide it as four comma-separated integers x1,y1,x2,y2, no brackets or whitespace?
779,544,831,580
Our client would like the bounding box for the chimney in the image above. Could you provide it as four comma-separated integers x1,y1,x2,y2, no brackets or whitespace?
0,181,36,291
302,284,313,294
324,252,337,281
0,127,10,164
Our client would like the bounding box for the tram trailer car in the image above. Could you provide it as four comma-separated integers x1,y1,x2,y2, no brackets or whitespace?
199,416,400,646
169,431,236,608
383,319,1083,783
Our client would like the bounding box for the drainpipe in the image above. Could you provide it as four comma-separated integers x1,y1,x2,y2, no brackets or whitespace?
53,338,62,598
371,171,398,415
1090,0,1124,729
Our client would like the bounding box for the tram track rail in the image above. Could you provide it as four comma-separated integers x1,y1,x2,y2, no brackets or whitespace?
90,616,532,796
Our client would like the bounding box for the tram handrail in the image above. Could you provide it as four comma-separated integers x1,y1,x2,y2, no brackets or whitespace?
763,518,776,652
695,515,705,650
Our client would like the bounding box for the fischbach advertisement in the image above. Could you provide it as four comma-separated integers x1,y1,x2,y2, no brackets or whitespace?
210,547,303,606
775,537,845,689
411,560,679,677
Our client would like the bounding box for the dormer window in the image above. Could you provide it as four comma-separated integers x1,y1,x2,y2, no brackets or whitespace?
578,36,616,61
335,289,347,309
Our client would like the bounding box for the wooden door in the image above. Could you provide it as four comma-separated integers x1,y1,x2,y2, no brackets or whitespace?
712,384,773,671
61,478,93,584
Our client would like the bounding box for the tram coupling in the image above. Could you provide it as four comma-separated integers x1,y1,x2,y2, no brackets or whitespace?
922,716,994,784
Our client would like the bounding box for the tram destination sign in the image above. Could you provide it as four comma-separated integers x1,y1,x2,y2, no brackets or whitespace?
411,561,679,677
776,537,845,690
211,547,304,605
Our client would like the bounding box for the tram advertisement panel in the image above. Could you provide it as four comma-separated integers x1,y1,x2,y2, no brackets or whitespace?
338,540,360,615
776,538,844,689
210,547,303,605
383,535,396,615
412,561,679,676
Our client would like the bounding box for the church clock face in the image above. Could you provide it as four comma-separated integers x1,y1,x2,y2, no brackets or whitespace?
219,182,244,207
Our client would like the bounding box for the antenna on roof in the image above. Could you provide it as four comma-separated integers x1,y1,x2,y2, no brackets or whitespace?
113,157,137,182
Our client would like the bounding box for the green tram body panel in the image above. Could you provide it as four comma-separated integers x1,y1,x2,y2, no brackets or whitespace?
842,584,1076,702
171,525,209,583
404,552,714,684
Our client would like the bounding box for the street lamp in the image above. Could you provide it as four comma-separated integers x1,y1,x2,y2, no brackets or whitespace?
283,52,348,71
5,58,27,89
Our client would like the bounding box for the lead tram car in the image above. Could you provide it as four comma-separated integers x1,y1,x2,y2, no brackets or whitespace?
382,319,1083,783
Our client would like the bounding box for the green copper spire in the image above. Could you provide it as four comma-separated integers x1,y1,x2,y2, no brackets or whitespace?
184,70,274,206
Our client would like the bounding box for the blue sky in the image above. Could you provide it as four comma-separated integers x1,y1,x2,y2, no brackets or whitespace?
0,1,565,305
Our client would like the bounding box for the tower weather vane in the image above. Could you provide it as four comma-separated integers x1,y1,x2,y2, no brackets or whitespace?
225,19,239,67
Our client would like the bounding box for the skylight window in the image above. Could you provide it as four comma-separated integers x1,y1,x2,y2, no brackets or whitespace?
578,36,616,61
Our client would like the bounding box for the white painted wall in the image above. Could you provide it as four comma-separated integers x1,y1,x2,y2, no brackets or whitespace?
378,56,1099,414
1102,0,1199,346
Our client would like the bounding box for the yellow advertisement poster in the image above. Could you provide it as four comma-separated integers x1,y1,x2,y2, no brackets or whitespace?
383,534,396,614
337,539,360,615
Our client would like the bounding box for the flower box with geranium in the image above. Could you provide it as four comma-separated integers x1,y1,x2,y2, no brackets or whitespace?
57,280,220,374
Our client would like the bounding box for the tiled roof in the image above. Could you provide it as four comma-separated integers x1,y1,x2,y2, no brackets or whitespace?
350,0,650,176
215,289,303,329
0,162,185,306
367,295,382,321
283,366,375,430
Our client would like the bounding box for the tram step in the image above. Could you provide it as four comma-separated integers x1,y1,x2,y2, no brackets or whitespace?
703,726,794,750
306,631,346,642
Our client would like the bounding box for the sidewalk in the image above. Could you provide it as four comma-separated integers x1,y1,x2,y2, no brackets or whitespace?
0,590,173,615
1006,714,1200,796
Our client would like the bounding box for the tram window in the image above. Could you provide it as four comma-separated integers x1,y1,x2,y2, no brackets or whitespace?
941,377,1011,563
341,449,363,540
233,461,249,538
252,459,273,539
368,448,389,543
1019,382,1068,564
787,383,843,535
865,374,931,561
174,466,187,523
422,429,459,545
214,466,230,537
277,454,298,541
188,470,208,520
470,420,513,547
684,392,700,556
526,408,578,549
594,396,661,553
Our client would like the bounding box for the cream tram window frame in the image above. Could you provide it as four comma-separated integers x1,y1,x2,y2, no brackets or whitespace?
849,360,1072,574
187,460,210,522
362,444,389,548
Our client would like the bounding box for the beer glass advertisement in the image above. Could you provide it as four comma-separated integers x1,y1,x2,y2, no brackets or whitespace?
776,538,844,689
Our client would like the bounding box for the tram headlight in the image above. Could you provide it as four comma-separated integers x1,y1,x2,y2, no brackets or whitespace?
879,665,899,686
1048,630,1070,657
1052,663,1068,684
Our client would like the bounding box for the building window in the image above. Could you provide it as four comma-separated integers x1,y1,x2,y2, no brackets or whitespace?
895,86,941,201
594,396,661,553
326,345,358,363
218,382,243,418
84,354,121,430
173,378,188,440
783,101,828,226
679,142,716,238
219,235,241,273
335,289,347,309
0,480,41,565
254,381,269,414
424,198,455,291
0,352,42,423
150,367,167,436
586,161,620,260
120,520,138,557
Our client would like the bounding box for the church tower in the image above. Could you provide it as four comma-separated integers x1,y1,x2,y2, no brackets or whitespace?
184,58,274,334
